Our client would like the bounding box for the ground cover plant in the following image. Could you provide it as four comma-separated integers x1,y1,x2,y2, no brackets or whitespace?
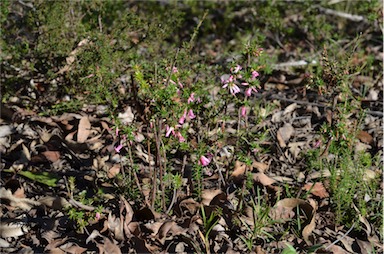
0,0,383,253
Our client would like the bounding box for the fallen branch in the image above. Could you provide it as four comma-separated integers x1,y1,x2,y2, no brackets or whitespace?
318,6,365,22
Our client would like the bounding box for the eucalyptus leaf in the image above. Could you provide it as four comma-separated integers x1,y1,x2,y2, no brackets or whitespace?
18,171,59,187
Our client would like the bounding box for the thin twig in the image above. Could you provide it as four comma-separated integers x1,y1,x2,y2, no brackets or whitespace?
127,141,148,207
165,48,180,87
268,94,383,117
325,222,356,250
148,126,156,210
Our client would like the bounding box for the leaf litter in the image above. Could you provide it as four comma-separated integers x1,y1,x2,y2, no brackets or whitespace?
2,81,382,253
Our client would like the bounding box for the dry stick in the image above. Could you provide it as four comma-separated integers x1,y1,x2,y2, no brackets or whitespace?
154,119,166,211
188,10,208,52
165,155,187,215
268,94,383,117
127,141,148,207
148,127,156,210
318,6,365,22
165,48,180,87
213,157,225,189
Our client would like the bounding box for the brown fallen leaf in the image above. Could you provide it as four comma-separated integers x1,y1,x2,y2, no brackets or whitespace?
97,237,122,254
357,130,373,145
107,165,120,179
253,172,276,186
252,160,269,173
77,116,91,143
302,182,329,198
270,198,316,245
231,161,246,177
202,189,223,206
42,151,61,162
157,221,175,240
283,103,298,115
277,123,295,148
59,242,87,254
230,160,247,184
0,221,29,238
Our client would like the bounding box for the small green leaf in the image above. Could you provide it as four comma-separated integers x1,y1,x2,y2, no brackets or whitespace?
18,171,59,187
282,244,297,254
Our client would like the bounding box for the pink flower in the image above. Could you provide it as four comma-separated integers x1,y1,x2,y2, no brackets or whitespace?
175,132,186,142
221,75,235,84
95,212,101,220
223,83,241,95
199,155,211,166
178,81,184,88
245,86,258,97
165,125,174,137
115,144,123,153
241,82,249,86
179,110,187,125
241,106,247,117
251,71,259,80
231,65,242,74
172,66,178,73
188,109,196,119
188,93,195,104
115,127,119,137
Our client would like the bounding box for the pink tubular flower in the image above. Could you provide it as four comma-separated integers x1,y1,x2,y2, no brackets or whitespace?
199,155,211,166
165,125,174,137
115,127,119,137
223,83,241,95
188,93,195,104
221,75,234,84
251,71,259,80
241,106,247,117
179,110,187,125
313,140,321,148
95,212,101,220
231,65,242,74
175,132,186,142
172,66,178,73
115,144,123,153
188,109,196,119
245,86,258,97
